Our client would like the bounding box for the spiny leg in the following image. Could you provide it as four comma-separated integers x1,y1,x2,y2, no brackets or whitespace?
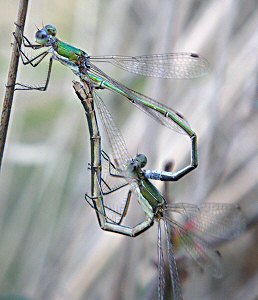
87,162,129,195
14,57,53,91
11,26,53,91
85,189,131,225
85,193,120,224
101,150,125,178
14,23,43,49
86,180,129,197
86,169,154,237
85,192,154,237
88,165,131,224
13,31,48,67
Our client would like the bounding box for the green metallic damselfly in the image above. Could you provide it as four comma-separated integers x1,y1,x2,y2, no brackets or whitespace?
73,81,245,300
14,24,208,139
14,23,202,180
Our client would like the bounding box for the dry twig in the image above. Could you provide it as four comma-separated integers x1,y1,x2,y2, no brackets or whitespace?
0,0,29,171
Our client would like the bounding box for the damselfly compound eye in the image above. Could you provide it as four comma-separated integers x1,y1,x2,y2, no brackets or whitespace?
44,24,57,36
136,154,147,168
35,29,49,45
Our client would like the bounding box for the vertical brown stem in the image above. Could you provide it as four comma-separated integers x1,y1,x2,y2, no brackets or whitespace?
0,0,29,171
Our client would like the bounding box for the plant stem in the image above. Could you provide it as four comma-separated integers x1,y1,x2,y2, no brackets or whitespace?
0,0,29,171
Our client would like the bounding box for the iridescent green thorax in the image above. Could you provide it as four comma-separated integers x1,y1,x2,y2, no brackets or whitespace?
139,178,165,210
55,39,86,63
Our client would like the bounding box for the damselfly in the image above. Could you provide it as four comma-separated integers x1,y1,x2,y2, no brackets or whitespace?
73,81,245,300
14,24,208,139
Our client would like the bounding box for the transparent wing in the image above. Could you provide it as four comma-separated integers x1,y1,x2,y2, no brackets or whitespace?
157,220,165,300
163,214,183,300
87,87,136,222
93,90,132,169
166,203,246,241
164,202,246,278
167,217,223,278
90,53,210,79
89,63,191,135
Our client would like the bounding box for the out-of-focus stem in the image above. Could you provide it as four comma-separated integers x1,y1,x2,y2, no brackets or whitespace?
0,0,29,171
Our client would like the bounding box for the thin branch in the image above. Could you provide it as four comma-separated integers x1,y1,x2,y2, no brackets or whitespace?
0,0,29,171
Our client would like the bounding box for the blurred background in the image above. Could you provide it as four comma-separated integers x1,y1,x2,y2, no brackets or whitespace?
0,0,258,299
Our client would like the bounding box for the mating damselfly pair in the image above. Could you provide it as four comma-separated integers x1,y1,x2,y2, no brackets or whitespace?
14,24,245,299
73,81,245,300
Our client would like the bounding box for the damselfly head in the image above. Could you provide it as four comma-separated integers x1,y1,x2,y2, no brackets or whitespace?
124,155,146,177
44,24,57,36
135,154,147,168
35,24,56,45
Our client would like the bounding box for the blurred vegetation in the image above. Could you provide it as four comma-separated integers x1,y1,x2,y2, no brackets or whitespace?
0,0,258,299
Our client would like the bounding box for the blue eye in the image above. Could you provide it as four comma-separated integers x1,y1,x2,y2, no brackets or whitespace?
35,30,49,45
